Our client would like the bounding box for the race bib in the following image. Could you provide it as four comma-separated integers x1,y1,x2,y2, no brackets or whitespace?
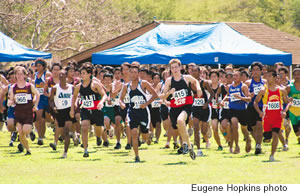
174,97,186,106
105,100,114,107
124,94,130,104
151,99,161,108
15,93,28,104
212,99,218,109
223,101,229,109
193,98,205,106
114,97,120,106
292,99,300,108
36,88,44,95
267,101,280,110
254,86,262,95
230,92,240,102
82,100,94,109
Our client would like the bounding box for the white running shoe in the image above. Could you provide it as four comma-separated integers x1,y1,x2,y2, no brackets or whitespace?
206,141,211,149
283,144,288,151
269,155,275,162
197,149,204,157
62,152,67,159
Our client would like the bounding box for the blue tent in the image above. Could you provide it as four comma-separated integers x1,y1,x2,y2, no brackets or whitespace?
0,32,52,62
92,23,292,66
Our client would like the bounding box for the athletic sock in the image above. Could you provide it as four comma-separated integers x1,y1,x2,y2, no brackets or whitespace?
166,141,170,146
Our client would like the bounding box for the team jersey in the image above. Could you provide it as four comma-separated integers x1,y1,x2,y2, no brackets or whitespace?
288,82,300,125
262,87,283,117
13,82,33,113
249,78,264,107
34,71,48,104
54,84,73,110
79,81,102,110
192,80,207,107
169,76,193,108
128,80,148,110
211,84,222,109
47,76,57,94
229,82,247,110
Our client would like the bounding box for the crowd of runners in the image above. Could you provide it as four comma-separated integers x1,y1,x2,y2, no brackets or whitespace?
0,58,299,162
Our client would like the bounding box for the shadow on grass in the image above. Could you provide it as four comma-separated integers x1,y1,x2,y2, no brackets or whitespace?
289,156,300,159
163,161,187,165
107,151,129,157
76,150,97,154
124,160,146,164
74,158,102,162
261,160,281,163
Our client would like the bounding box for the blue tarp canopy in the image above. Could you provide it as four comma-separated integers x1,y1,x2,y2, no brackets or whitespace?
92,23,292,66
0,32,52,62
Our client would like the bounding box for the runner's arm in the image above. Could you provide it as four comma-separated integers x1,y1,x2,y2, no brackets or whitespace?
31,84,40,110
142,80,158,107
159,77,172,99
119,83,128,109
254,89,265,117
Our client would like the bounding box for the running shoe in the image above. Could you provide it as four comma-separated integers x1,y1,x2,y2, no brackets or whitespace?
283,144,288,151
29,131,36,141
83,151,89,158
182,144,189,154
135,156,140,163
114,142,121,149
206,141,211,149
25,151,31,156
125,143,131,150
255,144,262,155
103,141,109,147
233,146,240,154
217,146,223,151
9,142,13,147
197,149,204,157
96,137,102,146
37,139,43,145
189,148,196,160
62,152,67,159
173,142,180,149
49,143,57,151
58,136,64,143
154,140,158,144
164,144,170,149
11,131,18,142
269,155,275,162
177,147,183,154
18,143,24,152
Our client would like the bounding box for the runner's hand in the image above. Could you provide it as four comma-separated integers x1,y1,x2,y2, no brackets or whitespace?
53,107,58,114
97,102,104,110
281,111,286,119
120,102,126,109
32,106,37,112
259,111,264,118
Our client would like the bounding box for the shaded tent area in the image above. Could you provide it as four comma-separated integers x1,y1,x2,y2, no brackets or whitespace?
92,23,292,66
0,32,51,62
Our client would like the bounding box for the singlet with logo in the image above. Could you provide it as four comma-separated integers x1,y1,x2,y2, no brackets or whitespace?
262,87,283,119
128,80,148,111
79,81,102,110
13,83,33,113
249,78,264,107
54,84,73,110
169,76,193,108
288,82,300,125
34,71,48,104
229,82,247,110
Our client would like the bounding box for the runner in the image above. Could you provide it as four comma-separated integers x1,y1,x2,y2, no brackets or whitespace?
285,68,300,144
49,69,74,158
70,63,107,157
9,66,40,155
209,70,223,150
119,65,158,162
151,72,162,144
160,59,202,160
245,62,265,155
225,70,252,154
191,65,214,156
254,69,289,161
34,58,51,145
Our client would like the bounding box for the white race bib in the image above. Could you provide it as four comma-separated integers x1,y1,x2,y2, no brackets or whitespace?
151,99,161,108
82,100,94,109
124,94,130,104
212,99,218,109
230,92,240,102
174,98,186,106
254,86,262,95
15,93,29,104
267,101,280,110
114,97,120,106
105,100,114,107
36,88,44,95
223,101,229,109
193,98,205,106
292,99,300,108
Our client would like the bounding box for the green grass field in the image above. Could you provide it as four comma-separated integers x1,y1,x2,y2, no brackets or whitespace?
0,127,299,184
